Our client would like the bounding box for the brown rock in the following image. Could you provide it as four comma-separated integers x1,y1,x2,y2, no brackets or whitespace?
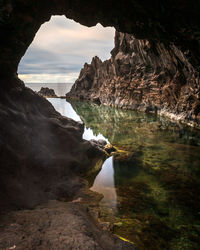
0,200,135,250
67,31,200,127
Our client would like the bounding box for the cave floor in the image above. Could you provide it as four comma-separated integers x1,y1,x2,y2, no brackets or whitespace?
0,197,135,250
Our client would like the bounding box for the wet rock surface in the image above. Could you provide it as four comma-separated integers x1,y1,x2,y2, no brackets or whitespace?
67,31,200,127
38,87,57,98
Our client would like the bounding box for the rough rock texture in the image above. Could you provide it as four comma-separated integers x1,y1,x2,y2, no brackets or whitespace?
0,0,200,248
38,87,57,98
0,77,105,212
0,200,135,250
1,1,200,79
67,31,200,127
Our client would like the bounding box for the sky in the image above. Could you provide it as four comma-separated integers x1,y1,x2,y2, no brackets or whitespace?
18,16,115,83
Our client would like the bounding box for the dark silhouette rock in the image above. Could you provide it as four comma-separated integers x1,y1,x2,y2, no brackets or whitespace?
38,87,57,98
1,1,200,79
67,31,200,127
0,77,105,212
104,144,117,155
90,139,107,150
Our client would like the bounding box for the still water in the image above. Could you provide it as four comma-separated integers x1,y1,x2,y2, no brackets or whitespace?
26,82,200,249
49,98,108,142
26,82,73,96
66,100,200,250
25,82,108,142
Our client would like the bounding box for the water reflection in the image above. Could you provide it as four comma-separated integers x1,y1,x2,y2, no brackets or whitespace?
49,98,82,122
48,98,109,142
83,127,109,142
91,156,117,210
44,97,200,249
69,100,200,250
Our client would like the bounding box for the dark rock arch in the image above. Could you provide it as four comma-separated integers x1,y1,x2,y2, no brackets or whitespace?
1,0,200,79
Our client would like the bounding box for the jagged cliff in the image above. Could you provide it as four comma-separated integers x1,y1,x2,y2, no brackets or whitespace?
67,31,200,127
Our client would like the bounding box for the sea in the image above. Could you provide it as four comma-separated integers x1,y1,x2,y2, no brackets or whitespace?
25,82,73,96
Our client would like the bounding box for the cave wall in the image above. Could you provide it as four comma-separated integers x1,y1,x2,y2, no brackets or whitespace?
0,78,105,211
1,0,200,79
0,0,200,210
67,31,200,126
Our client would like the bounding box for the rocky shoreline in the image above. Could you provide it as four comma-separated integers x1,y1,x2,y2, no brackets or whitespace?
0,184,136,250
0,79,136,249
67,31,200,128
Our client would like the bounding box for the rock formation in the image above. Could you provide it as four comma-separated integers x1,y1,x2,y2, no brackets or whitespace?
38,87,58,98
0,200,135,249
67,31,200,127
0,78,105,211
0,0,200,248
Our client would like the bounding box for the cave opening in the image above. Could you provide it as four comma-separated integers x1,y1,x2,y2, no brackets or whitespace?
1,1,200,249
15,15,200,250
17,15,115,96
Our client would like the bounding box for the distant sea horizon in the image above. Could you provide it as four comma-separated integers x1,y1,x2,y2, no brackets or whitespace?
25,82,74,96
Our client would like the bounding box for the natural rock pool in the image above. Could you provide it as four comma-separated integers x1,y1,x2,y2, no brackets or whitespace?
49,98,200,250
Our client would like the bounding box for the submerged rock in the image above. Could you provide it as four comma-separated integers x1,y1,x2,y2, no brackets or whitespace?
104,144,117,155
90,139,107,150
38,87,58,98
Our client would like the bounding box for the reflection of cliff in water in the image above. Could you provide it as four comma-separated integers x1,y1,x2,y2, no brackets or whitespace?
70,100,200,150
70,100,200,249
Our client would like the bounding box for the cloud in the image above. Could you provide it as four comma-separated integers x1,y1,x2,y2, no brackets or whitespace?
18,16,115,83
19,73,79,83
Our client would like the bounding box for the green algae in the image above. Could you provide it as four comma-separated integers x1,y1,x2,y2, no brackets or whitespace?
70,100,200,249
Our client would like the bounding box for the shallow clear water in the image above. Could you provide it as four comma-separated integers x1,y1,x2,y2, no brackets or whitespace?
68,100,200,250
48,98,108,142
26,83,109,142
26,82,200,249
91,156,117,210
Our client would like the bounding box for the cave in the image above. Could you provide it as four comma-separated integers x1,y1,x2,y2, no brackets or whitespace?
0,1,200,249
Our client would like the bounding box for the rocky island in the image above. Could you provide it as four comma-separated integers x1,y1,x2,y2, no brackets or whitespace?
38,87,58,98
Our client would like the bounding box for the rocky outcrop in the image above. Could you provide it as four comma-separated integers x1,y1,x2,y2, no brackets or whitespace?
38,87,57,98
67,31,200,127
0,77,106,212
